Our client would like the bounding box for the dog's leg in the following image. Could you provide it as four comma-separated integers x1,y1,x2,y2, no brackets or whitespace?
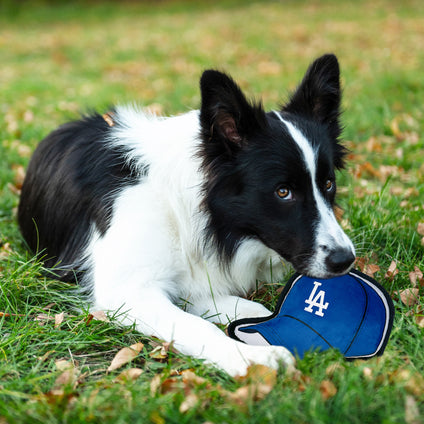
186,295,272,324
96,284,294,377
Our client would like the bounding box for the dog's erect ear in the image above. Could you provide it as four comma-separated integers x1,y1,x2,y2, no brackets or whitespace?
282,54,341,139
199,70,266,148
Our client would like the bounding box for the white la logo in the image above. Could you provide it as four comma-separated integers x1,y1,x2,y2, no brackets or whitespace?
304,281,329,317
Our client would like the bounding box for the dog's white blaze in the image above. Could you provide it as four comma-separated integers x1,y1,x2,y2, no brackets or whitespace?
273,112,354,275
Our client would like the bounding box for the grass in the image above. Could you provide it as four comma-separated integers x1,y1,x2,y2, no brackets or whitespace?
1,0,424,422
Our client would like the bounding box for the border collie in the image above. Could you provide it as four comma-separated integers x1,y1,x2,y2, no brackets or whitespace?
18,54,355,376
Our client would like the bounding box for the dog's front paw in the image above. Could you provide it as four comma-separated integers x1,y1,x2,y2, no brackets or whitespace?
208,342,296,377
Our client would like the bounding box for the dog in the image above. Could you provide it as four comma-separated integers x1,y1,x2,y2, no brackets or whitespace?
18,54,355,376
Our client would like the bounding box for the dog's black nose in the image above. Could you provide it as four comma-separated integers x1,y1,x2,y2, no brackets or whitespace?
325,248,356,275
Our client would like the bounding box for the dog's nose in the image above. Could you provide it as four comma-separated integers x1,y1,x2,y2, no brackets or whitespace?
325,247,356,275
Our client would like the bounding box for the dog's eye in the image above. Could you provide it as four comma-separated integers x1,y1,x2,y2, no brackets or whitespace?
276,187,293,200
325,180,334,192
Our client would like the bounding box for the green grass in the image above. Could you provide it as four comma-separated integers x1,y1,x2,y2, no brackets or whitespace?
1,0,424,422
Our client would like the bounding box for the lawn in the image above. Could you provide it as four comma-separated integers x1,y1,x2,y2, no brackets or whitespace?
1,0,423,423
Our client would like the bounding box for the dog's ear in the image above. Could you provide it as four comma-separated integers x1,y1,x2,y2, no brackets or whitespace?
199,70,266,149
282,54,341,140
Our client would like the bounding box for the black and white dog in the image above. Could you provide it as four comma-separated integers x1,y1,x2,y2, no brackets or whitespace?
18,54,355,376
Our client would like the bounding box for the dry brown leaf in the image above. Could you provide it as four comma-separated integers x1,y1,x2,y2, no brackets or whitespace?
257,61,282,76
409,267,424,288
54,312,65,328
355,257,381,277
334,205,344,221
391,369,424,397
179,393,199,413
107,342,144,372
366,263,381,277
319,380,337,400
159,377,181,394
365,136,383,153
227,364,277,407
91,310,109,322
181,369,208,387
0,242,12,259
390,117,402,140
34,313,54,325
149,345,169,361
398,288,420,307
325,363,344,377
226,383,273,408
115,368,144,382
353,162,382,179
12,164,26,191
54,360,79,390
415,306,424,328
150,374,162,396
385,261,399,280
362,367,373,380
86,310,109,325
236,364,277,387
405,374,424,397
405,395,421,424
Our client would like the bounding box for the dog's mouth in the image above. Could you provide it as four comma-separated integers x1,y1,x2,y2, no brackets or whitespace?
286,247,356,279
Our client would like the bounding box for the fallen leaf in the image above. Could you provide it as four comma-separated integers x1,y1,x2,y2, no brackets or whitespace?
325,363,344,377
334,205,344,221
86,310,109,325
12,164,25,191
409,267,424,287
390,117,402,140
150,374,162,396
91,310,109,321
149,345,169,361
107,342,144,372
385,261,399,280
405,395,420,424
415,306,424,328
355,257,380,277
319,380,337,400
0,242,12,259
181,369,208,387
179,392,199,413
391,368,424,397
115,368,144,382
54,360,79,390
34,313,54,325
353,162,381,179
366,263,381,277
362,367,373,380
365,136,383,153
54,312,65,328
398,288,420,307
227,365,278,407
236,364,277,387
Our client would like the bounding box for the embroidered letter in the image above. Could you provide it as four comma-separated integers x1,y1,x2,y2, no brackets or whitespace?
304,281,329,317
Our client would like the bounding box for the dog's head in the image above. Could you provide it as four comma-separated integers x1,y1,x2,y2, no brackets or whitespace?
199,54,355,278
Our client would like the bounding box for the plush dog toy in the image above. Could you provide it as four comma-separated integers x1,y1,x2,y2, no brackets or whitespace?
228,269,394,359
